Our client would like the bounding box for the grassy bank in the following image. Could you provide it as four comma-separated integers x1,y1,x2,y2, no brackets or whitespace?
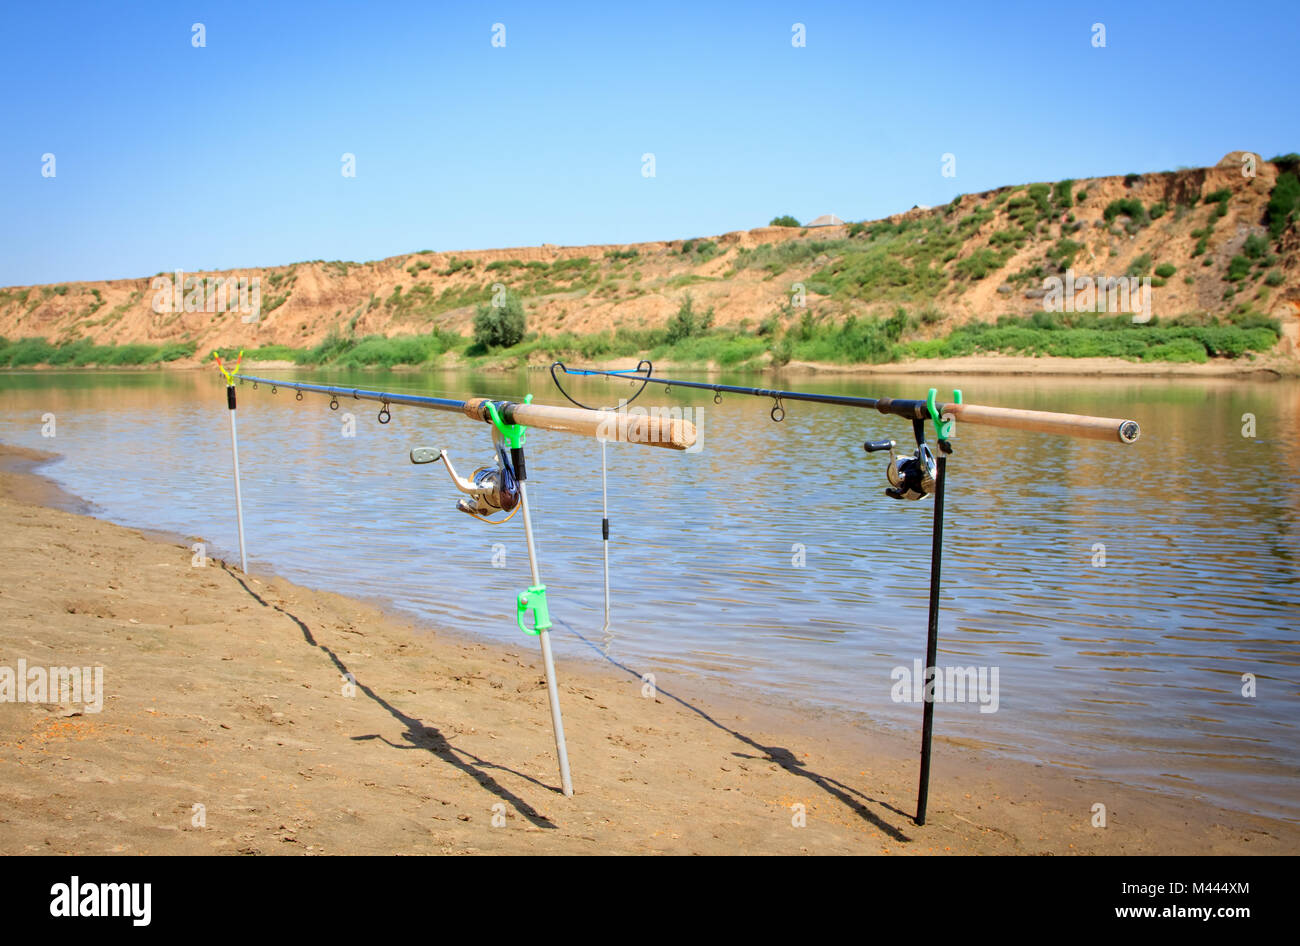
211,302,1280,370
0,336,196,368
1,305,1281,372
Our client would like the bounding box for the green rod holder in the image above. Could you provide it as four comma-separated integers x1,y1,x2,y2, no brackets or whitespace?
517,584,552,636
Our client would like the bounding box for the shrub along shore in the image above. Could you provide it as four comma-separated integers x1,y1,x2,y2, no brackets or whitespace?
0,297,1282,371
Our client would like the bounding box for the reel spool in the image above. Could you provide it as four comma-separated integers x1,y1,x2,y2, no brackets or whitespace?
864,438,938,501
410,426,520,523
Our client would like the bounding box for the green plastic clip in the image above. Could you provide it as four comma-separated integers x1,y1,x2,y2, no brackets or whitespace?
516,584,552,636
485,394,531,449
926,387,963,440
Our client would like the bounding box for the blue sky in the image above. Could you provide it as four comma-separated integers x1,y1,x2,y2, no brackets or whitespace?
1,1,1295,285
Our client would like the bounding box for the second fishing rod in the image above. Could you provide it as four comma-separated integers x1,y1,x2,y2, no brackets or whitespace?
550,358,1141,827
550,360,1141,444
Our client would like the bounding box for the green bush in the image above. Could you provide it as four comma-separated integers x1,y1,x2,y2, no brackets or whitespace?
1149,201,1167,219
1267,172,1299,238
440,257,474,276
664,294,714,344
1048,239,1083,268
681,238,719,261
990,229,1028,247
147,342,198,364
785,310,906,364
954,247,1011,280
770,337,792,366
1270,153,1300,174
1052,179,1074,209
1203,188,1232,220
1226,256,1252,282
1126,254,1153,277
1103,197,1149,228
1243,233,1269,259
1154,262,1177,278
1142,338,1208,363
769,215,801,227
472,292,526,348
1027,183,1053,216
1265,270,1284,286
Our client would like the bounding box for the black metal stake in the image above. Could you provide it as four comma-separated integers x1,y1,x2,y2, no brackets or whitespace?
914,453,947,826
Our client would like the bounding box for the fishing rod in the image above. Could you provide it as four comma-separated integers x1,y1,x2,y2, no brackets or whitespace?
236,373,698,450
212,358,700,798
551,359,1141,828
551,361,1141,444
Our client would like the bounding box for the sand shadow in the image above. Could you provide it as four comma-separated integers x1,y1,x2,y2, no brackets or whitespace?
555,615,913,843
221,564,556,829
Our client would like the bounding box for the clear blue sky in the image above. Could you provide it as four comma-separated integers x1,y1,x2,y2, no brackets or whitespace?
1,0,1295,286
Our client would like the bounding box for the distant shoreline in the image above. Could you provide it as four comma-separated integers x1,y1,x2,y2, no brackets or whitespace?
4,351,1297,379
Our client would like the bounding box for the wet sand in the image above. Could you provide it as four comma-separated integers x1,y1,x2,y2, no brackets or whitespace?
0,443,1295,855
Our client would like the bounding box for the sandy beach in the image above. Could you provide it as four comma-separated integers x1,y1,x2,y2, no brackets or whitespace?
0,442,1295,855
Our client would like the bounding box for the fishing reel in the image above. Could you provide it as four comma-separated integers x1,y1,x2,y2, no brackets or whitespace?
410,426,520,523
864,434,937,501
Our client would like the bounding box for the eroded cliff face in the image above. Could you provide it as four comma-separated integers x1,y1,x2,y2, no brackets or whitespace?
3,152,1296,364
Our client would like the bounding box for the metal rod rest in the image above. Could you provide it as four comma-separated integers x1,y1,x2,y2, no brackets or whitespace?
225,384,249,573
914,454,947,826
518,480,574,797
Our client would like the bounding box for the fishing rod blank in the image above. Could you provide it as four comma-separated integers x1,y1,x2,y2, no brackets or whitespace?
237,374,698,450
551,363,1140,444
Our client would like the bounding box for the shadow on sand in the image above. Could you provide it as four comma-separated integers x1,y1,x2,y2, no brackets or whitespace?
554,615,913,843
222,564,556,830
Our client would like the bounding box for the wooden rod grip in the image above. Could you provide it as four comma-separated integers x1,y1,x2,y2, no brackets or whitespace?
463,399,697,450
943,403,1140,443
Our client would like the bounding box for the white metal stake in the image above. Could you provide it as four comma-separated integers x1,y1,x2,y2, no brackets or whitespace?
600,438,611,650
517,479,574,797
225,385,249,574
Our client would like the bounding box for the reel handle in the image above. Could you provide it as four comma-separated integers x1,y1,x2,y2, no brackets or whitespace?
864,439,897,453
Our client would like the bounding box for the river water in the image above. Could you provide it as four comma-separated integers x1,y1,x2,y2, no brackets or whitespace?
2,367,1297,820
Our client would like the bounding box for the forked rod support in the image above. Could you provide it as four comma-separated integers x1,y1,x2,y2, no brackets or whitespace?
914,454,947,826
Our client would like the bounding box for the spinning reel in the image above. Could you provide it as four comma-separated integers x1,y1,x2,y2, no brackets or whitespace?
410,425,520,523
864,420,947,501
